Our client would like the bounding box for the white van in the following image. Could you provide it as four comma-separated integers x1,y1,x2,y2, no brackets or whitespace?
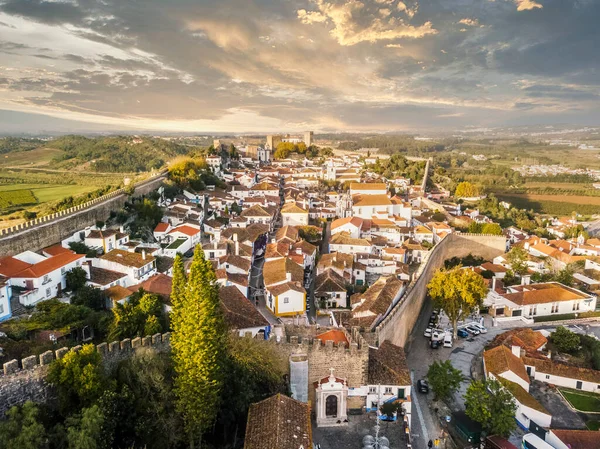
443,333,453,348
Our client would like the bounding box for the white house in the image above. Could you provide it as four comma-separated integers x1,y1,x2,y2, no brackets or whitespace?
524,355,600,394
349,183,387,196
94,249,156,287
85,229,129,253
329,232,372,255
0,251,85,306
219,285,268,337
163,224,201,257
280,202,309,227
265,281,306,317
352,195,393,220
240,205,274,228
330,217,363,239
0,276,12,322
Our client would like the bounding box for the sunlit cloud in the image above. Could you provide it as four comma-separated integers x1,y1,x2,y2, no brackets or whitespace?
514,0,543,11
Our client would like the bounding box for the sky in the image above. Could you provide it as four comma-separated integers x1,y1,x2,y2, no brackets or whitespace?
0,0,598,133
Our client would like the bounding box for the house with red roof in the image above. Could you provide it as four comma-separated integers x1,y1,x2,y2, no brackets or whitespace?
0,251,85,306
163,223,201,257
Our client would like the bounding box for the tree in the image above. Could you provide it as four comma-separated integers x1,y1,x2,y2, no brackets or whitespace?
464,379,517,437
506,246,529,276
481,223,503,235
171,247,226,445
109,292,164,340
0,401,46,449
47,344,107,414
71,285,107,310
66,266,88,291
427,360,463,401
454,181,480,198
380,402,400,420
551,326,581,353
427,267,488,338
66,405,105,449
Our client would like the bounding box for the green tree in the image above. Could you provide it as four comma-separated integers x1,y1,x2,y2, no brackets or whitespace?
481,223,503,235
506,246,529,276
0,401,46,449
551,326,581,353
66,266,88,291
454,181,480,198
427,267,488,338
67,405,105,449
71,285,107,310
426,360,463,401
464,379,517,437
171,247,226,445
109,292,164,340
47,344,107,414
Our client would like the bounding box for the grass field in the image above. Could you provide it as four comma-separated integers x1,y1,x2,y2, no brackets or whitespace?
0,183,99,203
497,193,600,216
0,189,37,209
0,148,64,167
560,388,600,412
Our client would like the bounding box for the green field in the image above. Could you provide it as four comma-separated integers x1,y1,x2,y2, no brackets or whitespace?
560,388,600,413
0,183,101,215
0,188,37,209
0,147,64,167
496,193,600,216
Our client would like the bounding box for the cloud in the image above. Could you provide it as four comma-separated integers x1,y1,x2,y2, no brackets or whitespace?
458,18,479,26
386,43,403,48
297,9,328,24
514,0,543,11
397,1,418,19
299,0,436,46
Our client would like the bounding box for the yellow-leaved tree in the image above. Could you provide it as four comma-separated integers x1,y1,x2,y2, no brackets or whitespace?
427,266,488,338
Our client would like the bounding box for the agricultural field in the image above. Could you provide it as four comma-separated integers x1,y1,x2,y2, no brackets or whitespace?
497,193,600,216
0,188,37,209
0,147,64,167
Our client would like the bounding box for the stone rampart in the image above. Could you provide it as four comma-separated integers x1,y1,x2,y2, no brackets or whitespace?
0,172,166,255
0,332,170,416
376,232,507,348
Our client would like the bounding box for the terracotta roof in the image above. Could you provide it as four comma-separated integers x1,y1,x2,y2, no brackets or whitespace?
244,394,312,449
317,252,354,273
523,356,600,383
315,270,346,293
331,216,363,231
352,194,392,207
87,229,118,239
219,285,268,330
486,436,518,449
219,254,252,272
0,256,33,277
265,242,290,259
315,329,349,346
483,345,529,385
100,249,155,268
502,282,590,306
263,257,304,287
350,182,387,191
128,274,173,300
281,202,308,214
154,222,170,233
251,181,278,191
275,225,299,243
481,262,508,273
106,285,132,302
368,341,411,386
351,276,404,329
268,281,305,296
498,378,548,414
551,430,600,449
292,240,316,256
168,225,200,237
330,232,371,247
240,204,272,218
510,328,547,352
89,266,127,286
13,252,84,278
43,244,73,256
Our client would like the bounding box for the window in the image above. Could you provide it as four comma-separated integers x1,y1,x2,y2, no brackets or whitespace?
46,288,51,298
546,375,550,380
42,275,50,285
369,386,376,394
61,267,66,275
283,297,289,304
0,304,3,314
573,302,580,311
551,303,559,314
384,387,393,395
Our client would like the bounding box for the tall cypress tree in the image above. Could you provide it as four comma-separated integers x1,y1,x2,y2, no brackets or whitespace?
171,246,225,446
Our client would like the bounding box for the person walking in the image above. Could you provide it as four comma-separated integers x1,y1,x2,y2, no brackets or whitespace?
428,439,433,449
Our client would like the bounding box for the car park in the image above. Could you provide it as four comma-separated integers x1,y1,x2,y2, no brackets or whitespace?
424,328,432,338
417,379,429,394
465,326,481,336
431,329,445,341
457,329,469,338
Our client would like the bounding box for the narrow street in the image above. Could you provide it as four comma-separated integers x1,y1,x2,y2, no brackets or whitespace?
249,255,279,325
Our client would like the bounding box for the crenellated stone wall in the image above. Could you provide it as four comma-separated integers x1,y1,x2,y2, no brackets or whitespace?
0,172,166,256
376,232,507,348
0,332,170,416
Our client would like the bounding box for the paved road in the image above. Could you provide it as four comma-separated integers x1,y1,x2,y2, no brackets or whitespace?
249,255,279,325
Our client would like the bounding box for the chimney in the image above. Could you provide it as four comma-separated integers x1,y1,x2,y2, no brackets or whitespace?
142,250,146,260
492,277,497,291
286,272,292,282
511,345,522,358
213,240,218,249
119,225,124,233
235,240,239,256
233,233,238,242
296,248,302,255
521,275,531,286
271,238,276,244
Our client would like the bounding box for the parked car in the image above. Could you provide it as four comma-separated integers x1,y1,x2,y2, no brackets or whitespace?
457,329,469,338
430,339,442,349
417,379,429,394
471,323,488,333
424,328,432,338
443,333,453,348
465,326,481,336
431,330,445,341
